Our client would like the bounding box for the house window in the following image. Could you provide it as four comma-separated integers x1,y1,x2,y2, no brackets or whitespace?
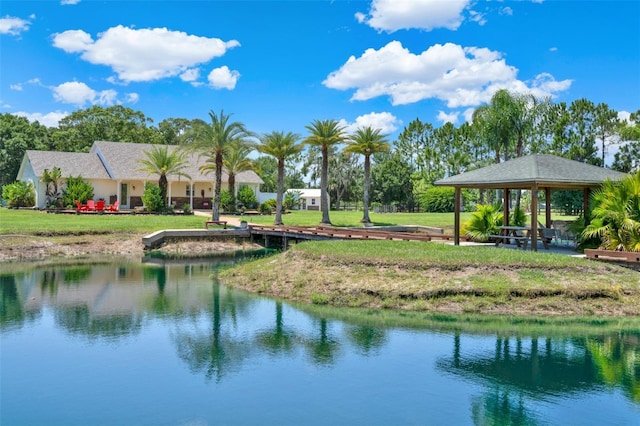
311,198,316,205
186,184,192,197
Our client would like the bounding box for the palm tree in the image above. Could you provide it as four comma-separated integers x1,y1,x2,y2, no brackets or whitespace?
343,126,390,224
186,110,252,221
304,119,347,225
582,171,640,251
257,131,303,225
137,144,191,205
200,140,256,213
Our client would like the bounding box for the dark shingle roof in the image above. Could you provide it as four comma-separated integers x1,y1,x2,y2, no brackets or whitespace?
434,154,628,189
25,150,111,179
91,141,263,184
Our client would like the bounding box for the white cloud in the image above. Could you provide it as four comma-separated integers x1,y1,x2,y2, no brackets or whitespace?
13,111,68,127
437,110,459,124
61,0,81,4
207,66,240,89
468,11,487,26
124,92,140,104
51,81,134,106
500,7,513,16
339,111,401,135
323,41,572,108
10,84,22,91
52,29,94,52
180,68,200,82
0,15,31,35
53,25,240,83
356,0,471,32
549,47,558,52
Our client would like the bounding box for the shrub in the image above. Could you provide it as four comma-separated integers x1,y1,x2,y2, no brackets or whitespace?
61,175,94,207
238,185,258,209
219,190,233,212
260,198,277,214
463,203,503,242
1,181,35,208
418,186,456,212
141,182,164,212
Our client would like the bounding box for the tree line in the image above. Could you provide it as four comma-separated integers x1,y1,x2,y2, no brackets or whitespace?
1,91,638,220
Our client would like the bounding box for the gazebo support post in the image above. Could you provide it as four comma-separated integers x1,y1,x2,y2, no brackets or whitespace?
545,187,552,228
503,188,510,228
454,187,461,246
530,185,539,252
584,188,591,226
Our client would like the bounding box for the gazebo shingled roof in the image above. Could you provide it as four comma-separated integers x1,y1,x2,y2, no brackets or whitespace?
434,154,628,251
434,154,627,189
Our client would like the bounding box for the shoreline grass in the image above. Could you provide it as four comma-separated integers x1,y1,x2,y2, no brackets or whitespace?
220,240,640,317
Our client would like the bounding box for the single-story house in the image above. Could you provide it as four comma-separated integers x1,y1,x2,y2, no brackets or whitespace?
17,140,263,210
286,188,327,210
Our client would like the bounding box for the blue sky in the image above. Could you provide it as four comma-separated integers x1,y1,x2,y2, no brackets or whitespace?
1,0,639,143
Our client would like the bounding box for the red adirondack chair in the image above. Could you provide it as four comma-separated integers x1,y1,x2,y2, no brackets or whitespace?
86,200,95,211
75,200,88,211
95,200,105,211
107,200,119,212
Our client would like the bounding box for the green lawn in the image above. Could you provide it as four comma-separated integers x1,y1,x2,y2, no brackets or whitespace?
0,208,206,234
0,207,578,235
240,209,577,230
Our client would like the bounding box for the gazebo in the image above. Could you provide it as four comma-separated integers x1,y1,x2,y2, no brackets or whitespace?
434,154,628,251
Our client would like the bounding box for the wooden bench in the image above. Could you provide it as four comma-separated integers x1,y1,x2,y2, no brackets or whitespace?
205,221,227,229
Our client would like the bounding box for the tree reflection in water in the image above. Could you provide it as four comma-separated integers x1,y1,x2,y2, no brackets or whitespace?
255,301,296,356
172,280,254,383
438,332,640,424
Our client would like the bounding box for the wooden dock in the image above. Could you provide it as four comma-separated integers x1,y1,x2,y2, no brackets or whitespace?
142,224,464,250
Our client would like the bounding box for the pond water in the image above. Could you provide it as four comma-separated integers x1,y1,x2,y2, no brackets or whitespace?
1,258,639,426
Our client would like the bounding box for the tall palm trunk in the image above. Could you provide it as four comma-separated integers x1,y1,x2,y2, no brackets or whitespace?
228,173,236,212
320,145,331,224
275,158,285,225
159,174,168,205
362,155,371,223
213,152,223,221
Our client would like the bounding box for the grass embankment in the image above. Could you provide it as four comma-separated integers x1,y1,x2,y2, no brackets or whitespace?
221,239,640,316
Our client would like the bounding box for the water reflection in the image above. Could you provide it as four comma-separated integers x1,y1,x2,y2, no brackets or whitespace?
1,260,639,425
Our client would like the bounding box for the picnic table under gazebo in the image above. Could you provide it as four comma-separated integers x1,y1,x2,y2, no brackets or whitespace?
434,154,628,251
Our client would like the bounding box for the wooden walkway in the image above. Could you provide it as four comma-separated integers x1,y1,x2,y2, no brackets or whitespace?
143,224,464,250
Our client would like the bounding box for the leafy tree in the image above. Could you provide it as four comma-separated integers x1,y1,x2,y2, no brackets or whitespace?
613,110,640,172
186,110,252,221
41,167,63,207
567,98,600,165
593,102,621,166
254,156,278,193
395,118,435,178
370,151,415,210
0,113,51,187
52,105,161,152
61,175,94,207
137,145,191,205
141,182,164,213
583,172,640,251
343,126,390,223
328,151,361,211
1,181,35,208
156,117,196,145
304,119,347,224
257,131,304,225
